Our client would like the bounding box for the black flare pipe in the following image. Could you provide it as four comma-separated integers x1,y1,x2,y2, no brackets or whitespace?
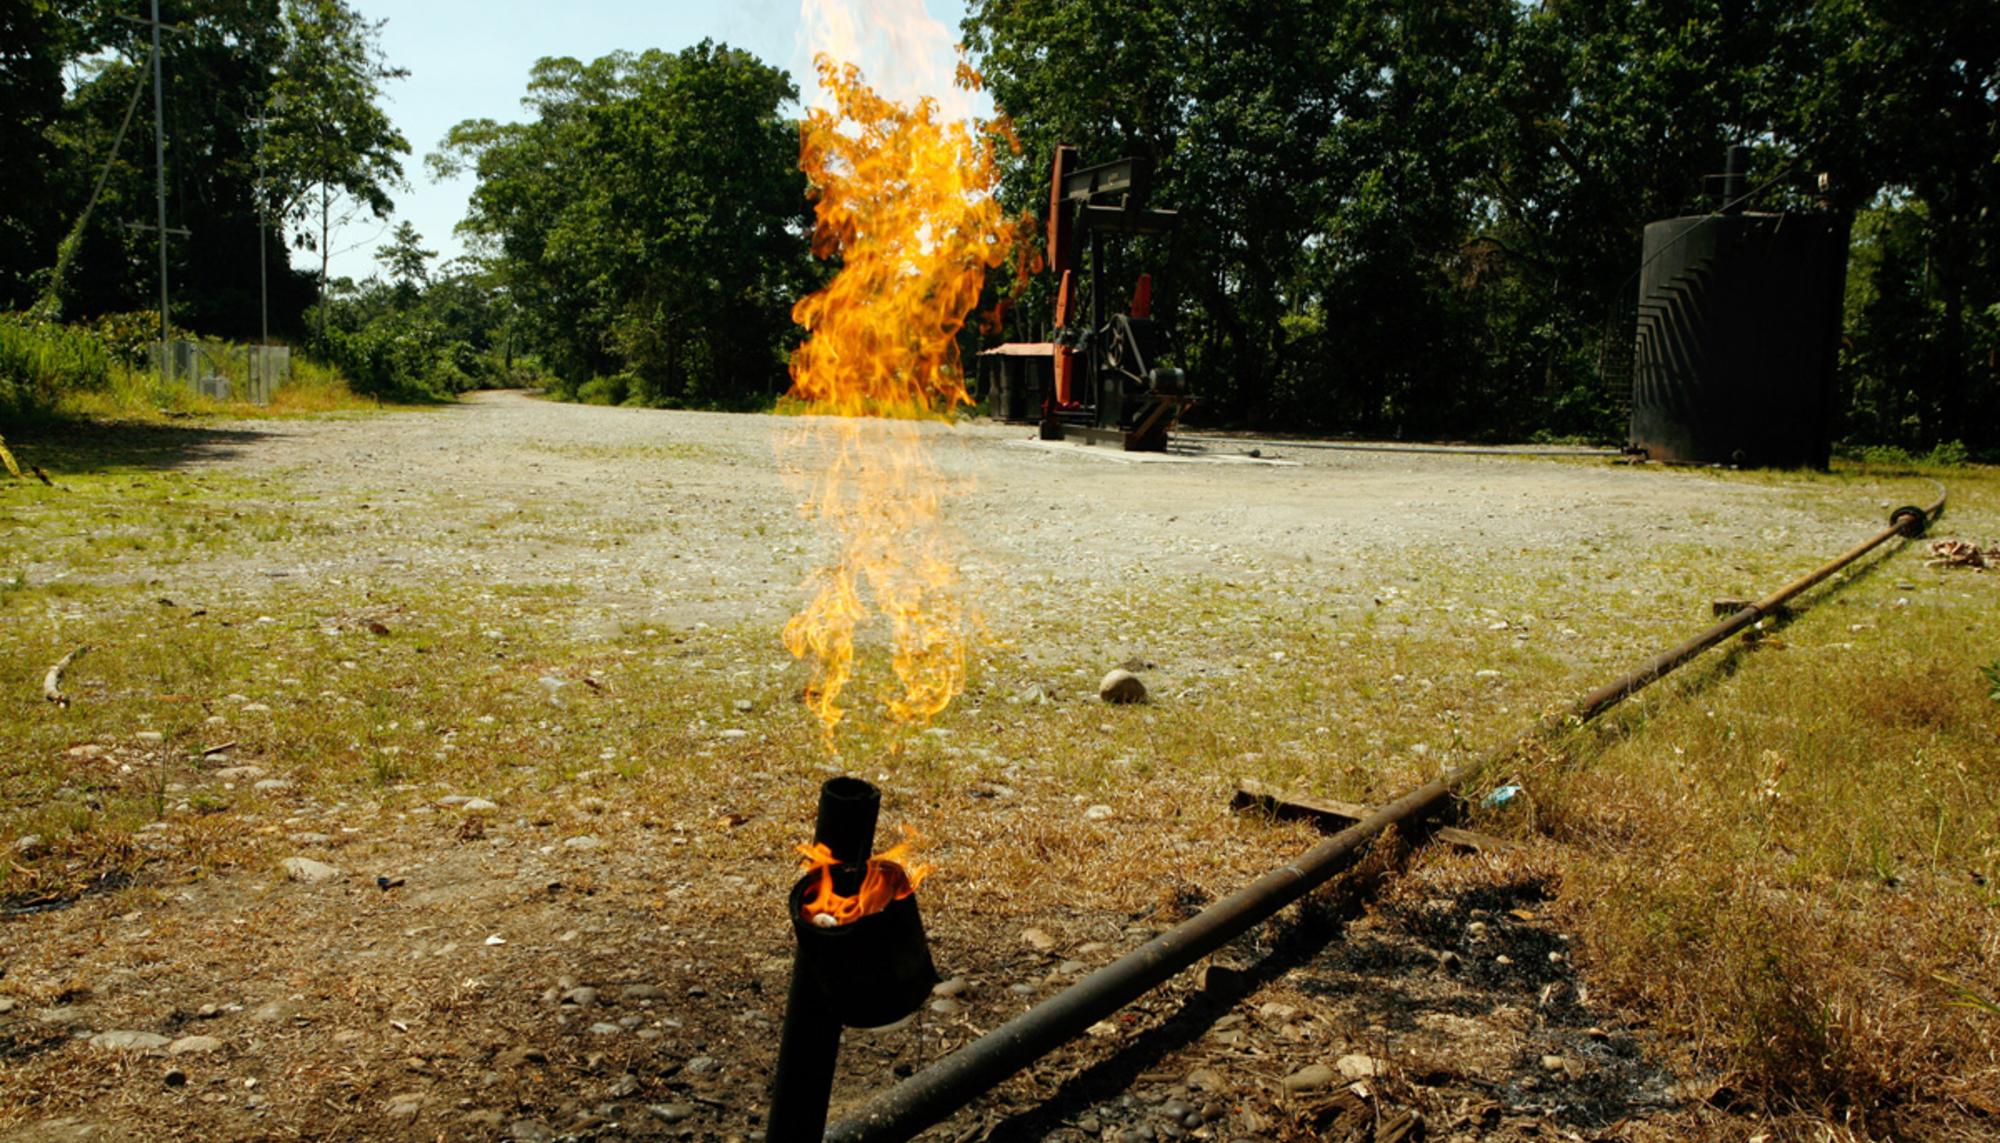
824,492,1944,1143
769,776,882,1143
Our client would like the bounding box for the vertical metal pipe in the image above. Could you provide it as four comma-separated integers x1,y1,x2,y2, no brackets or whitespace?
1719,144,1749,212
767,777,882,1142
149,0,170,376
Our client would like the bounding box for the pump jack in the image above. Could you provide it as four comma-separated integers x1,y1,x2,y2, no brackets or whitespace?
979,146,1193,451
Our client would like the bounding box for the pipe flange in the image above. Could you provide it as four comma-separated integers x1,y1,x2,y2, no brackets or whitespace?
1889,505,1929,536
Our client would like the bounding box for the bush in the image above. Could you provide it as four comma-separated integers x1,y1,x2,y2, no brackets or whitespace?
80,312,187,366
577,372,633,406
0,315,115,419
1847,439,1971,469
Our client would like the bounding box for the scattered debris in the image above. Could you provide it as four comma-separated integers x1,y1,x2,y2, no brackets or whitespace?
1928,538,1998,569
42,644,90,708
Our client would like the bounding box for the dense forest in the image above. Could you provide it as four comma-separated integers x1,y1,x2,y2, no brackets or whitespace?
3,0,1995,451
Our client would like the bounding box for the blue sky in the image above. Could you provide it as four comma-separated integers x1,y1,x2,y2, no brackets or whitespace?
329,0,977,283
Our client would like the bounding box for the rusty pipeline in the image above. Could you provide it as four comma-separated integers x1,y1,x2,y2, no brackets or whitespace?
821,489,1944,1142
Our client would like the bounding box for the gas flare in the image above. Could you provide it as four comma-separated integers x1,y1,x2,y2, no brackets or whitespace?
781,52,1028,750
796,837,931,926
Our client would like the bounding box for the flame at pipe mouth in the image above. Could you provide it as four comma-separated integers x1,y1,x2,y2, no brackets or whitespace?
797,838,932,926
780,54,1031,752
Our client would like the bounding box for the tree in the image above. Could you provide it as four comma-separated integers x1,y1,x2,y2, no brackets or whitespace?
374,220,433,299
0,1,76,310
433,41,809,405
263,0,409,339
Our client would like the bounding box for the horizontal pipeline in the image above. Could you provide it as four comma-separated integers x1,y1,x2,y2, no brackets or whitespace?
825,490,1945,1143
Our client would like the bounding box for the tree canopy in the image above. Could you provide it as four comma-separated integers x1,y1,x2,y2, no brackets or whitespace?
3,1,1994,448
433,41,809,407
964,0,2000,449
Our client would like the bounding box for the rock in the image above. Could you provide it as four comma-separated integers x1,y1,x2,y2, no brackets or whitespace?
563,835,603,850
608,1073,641,1098
0,998,15,1015
212,766,264,781
683,1055,718,1075
649,1104,695,1124
383,1093,430,1118
928,997,963,1017
66,744,108,760
507,1119,555,1142
437,795,472,807
1021,927,1057,953
462,798,498,814
496,1046,548,1068
620,983,666,1002
250,999,302,1023
37,1005,90,1025
134,732,165,744
281,856,341,883
561,987,599,1008
89,1031,171,1052
1184,1068,1222,1092
288,832,333,845
1011,683,1049,705
733,699,755,713
586,1022,621,1035
13,834,45,858
1098,669,1147,704
1083,804,1116,822
167,1035,222,1055
931,977,968,999
1336,1053,1384,1079
253,778,292,792
1282,1063,1336,1092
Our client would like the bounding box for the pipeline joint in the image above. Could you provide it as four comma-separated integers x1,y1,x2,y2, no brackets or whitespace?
1889,505,1929,537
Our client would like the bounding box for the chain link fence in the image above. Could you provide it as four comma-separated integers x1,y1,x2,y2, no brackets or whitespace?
150,340,290,404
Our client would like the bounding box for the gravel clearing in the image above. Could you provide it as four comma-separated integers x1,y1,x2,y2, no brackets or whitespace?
0,392,1921,1141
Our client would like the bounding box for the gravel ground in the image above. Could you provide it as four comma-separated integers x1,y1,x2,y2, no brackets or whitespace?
0,392,1909,1142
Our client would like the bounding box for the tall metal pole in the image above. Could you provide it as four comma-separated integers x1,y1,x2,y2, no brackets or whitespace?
255,110,269,347
149,0,171,379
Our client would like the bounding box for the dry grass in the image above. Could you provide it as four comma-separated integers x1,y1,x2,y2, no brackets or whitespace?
1481,463,2000,1138
0,427,1996,1137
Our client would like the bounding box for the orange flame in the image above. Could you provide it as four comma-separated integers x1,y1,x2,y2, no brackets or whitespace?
797,838,932,926
780,54,1029,750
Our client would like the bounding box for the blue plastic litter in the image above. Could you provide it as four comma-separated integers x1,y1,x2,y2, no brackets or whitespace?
1482,784,1523,808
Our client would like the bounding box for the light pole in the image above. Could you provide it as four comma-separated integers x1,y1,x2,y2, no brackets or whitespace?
251,92,285,347
149,0,170,375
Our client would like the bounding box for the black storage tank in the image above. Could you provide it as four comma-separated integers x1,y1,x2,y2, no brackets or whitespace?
1629,164,1849,468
